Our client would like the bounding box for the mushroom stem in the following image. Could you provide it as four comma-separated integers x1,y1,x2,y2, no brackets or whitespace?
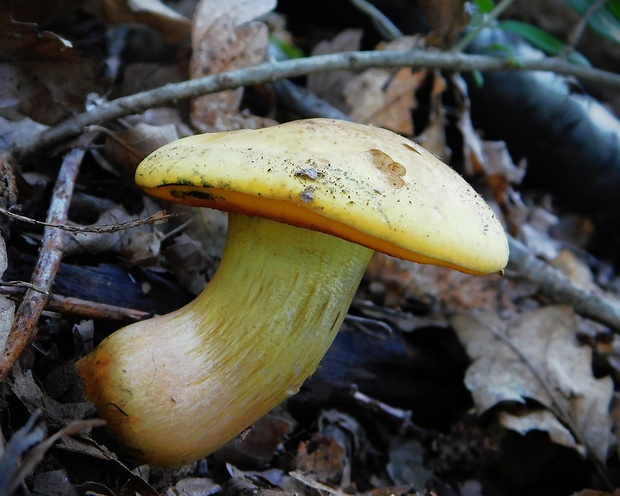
76,212,373,467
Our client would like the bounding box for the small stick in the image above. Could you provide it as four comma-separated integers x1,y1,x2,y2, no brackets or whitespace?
507,236,620,331
0,148,84,381
0,286,151,322
350,0,402,40
562,0,607,59
11,50,620,160
0,209,174,234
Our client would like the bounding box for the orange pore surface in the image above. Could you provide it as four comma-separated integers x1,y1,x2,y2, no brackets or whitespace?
146,185,485,275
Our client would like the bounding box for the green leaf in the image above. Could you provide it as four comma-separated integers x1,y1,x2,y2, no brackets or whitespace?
472,0,496,13
472,70,485,87
498,20,591,66
607,0,620,19
269,36,305,60
565,0,620,43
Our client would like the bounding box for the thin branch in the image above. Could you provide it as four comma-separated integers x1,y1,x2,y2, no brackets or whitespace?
453,0,517,52
350,0,403,40
507,236,620,331
12,49,620,160
0,209,174,234
563,0,608,58
0,148,84,381
0,286,151,322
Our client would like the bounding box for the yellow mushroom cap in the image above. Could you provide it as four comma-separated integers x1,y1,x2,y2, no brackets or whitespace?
136,118,508,274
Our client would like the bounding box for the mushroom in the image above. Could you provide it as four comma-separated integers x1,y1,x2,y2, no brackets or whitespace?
76,118,508,467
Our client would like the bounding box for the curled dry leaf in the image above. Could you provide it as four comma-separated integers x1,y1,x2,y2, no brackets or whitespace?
307,29,363,111
0,415,106,496
498,409,583,454
104,122,181,182
0,5,103,124
365,252,513,313
452,305,613,465
162,233,210,295
452,73,527,231
63,206,163,264
418,0,470,47
344,36,425,135
190,0,276,131
85,0,192,42
11,368,96,428
414,71,449,159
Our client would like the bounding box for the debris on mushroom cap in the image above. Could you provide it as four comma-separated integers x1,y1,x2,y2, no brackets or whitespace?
136,118,509,274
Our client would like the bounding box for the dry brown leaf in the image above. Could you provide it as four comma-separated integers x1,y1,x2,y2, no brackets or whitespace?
190,0,276,131
0,411,105,496
85,0,191,42
365,253,514,313
418,0,470,47
387,438,432,489
296,433,347,484
497,409,582,453
344,37,425,135
307,29,363,111
0,116,48,151
414,71,449,159
192,0,276,39
63,206,163,264
344,68,423,135
104,122,181,180
550,249,596,290
11,368,96,428
0,7,103,125
452,74,527,232
162,233,210,295
452,306,614,464
118,61,187,97
166,477,221,496
215,411,294,469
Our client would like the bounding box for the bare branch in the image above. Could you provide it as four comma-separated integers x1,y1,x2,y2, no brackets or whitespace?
0,209,174,234
507,236,620,331
12,49,620,159
1,148,84,380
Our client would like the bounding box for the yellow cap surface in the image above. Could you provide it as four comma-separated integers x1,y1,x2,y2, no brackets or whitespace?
136,119,508,274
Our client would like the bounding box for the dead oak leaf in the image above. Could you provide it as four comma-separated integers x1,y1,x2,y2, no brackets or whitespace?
307,29,363,111
344,36,426,135
190,0,276,131
344,67,424,135
85,0,191,42
452,305,613,465
0,6,103,125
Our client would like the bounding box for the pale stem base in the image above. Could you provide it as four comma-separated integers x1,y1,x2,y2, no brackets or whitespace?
76,212,373,467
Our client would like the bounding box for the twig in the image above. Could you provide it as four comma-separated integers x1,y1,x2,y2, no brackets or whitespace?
507,236,620,331
0,286,151,322
562,0,608,58
0,148,84,381
453,0,516,52
11,49,620,160
350,0,403,40
0,209,174,234
0,282,49,295
272,79,352,121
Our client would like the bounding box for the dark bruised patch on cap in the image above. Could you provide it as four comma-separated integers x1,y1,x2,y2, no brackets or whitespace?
169,189,220,202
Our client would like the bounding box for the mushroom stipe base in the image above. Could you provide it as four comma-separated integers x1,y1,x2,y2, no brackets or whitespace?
76,212,372,467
